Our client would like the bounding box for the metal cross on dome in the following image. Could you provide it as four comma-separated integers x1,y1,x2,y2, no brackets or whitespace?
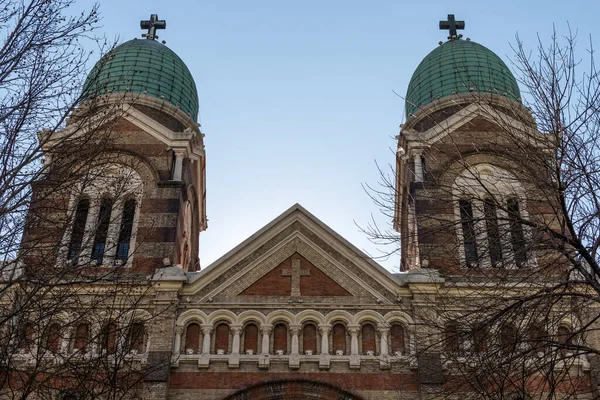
439,14,465,40
140,14,166,40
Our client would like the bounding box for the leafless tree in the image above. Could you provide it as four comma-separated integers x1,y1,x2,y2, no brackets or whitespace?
0,2,170,399
365,28,600,399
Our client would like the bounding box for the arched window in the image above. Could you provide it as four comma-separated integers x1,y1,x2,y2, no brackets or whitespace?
184,323,200,354
484,198,502,267
454,164,531,269
507,198,527,267
46,323,62,353
91,198,113,265
332,323,346,355
127,322,146,354
459,199,478,267
214,323,230,354
65,164,143,267
390,324,406,355
473,325,488,353
73,323,90,354
116,199,136,264
557,325,572,345
444,322,460,353
302,324,317,354
500,324,518,354
18,322,35,352
361,323,376,355
68,198,90,265
243,323,259,354
527,324,547,349
273,323,288,354
101,322,118,354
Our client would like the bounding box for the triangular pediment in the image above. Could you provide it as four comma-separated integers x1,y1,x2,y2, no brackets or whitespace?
403,102,539,146
185,204,400,305
240,253,351,297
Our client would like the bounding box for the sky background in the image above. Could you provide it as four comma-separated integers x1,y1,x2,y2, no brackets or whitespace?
76,0,598,271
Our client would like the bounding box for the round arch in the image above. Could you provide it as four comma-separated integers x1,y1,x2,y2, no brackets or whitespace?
223,379,364,400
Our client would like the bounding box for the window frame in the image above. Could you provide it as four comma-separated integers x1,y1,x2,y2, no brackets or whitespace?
453,164,535,269
61,164,143,268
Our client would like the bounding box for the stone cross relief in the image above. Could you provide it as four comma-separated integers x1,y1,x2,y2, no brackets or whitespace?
281,259,310,297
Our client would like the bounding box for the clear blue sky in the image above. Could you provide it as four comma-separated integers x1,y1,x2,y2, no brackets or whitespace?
78,0,598,271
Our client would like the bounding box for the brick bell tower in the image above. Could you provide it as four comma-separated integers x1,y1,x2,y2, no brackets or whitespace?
393,15,541,273
33,14,207,274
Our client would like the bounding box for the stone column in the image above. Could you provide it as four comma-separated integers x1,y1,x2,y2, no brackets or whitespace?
41,153,52,177
378,324,390,357
318,324,331,369
378,324,391,370
198,325,212,368
201,325,213,354
348,325,361,369
348,325,360,355
60,327,72,355
290,325,301,355
414,152,424,182
259,325,272,369
260,325,272,355
171,325,184,366
289,324,301,369
229,324,243,368
171,149,186,181
319,325,331,355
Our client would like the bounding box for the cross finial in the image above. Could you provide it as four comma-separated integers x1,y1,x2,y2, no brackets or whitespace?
439,14,465,40
140,14,166,40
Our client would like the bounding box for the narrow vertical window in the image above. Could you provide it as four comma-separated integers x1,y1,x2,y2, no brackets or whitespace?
557,326,572,345
243,323,259,354
459,199,478,267
507,198,527,267
444,322,460,353
528,324,547,349
169,150,176,180
484,199,503,266
46,323,62,353
127,322,146,354
92,198,113,265
273,323,288,354
500,324,518,354
68,199,89,265
184,323,200,354
390,324,406,355
73,323,90,354
473,326,488,353
116,199,136,264
101,322,118,354
214,323,230,354
302,324,317,354
332,323,346,355
361,323,377,355
19,323,35,352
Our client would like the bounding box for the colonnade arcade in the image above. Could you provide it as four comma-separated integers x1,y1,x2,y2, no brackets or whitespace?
172,309,414,370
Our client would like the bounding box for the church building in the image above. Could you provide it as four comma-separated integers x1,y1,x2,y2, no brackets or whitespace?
9,13,598,400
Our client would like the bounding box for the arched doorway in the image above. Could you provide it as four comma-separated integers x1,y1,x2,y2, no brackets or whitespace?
223,379,363,400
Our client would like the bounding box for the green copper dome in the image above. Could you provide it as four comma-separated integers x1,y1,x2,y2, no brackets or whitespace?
84,38,199,121
405,39,520,117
